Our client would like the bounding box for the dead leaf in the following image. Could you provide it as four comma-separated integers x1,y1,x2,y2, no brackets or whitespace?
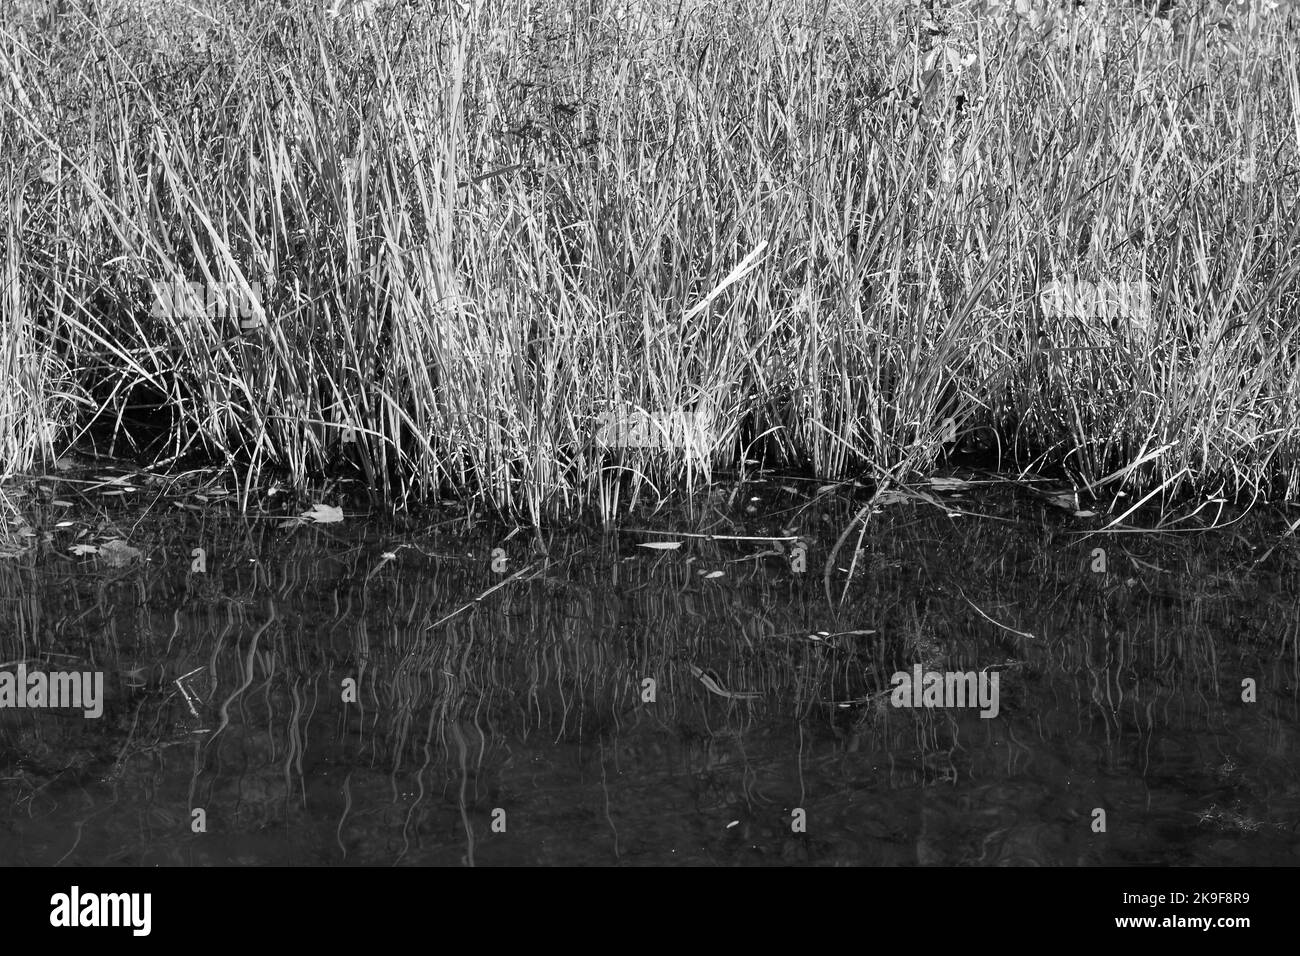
300,503,345,524
98,539,142,567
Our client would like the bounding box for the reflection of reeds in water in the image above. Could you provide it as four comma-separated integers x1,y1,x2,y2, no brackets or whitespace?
4,438,1300,857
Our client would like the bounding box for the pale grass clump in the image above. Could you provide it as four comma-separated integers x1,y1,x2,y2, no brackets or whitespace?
1,0,1299,520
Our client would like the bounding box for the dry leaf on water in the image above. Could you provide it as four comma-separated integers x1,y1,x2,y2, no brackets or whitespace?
299,503,345,524
98,539,143,567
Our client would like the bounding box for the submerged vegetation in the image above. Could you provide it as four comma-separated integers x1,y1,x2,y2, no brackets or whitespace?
2,0,1300,522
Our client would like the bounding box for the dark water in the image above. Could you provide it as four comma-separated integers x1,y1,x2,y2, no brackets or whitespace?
1,469,1298,865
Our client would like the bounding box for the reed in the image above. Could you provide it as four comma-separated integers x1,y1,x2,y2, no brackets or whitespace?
2,0,1299,520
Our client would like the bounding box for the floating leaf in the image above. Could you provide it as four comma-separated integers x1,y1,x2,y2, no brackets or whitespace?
300,503,345,524
637,541,681,550
70,543,99,556
99,539,143,567
701,570,725,579
52,500,73,507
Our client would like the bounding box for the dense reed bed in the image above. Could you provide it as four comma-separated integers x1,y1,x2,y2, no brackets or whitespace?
2,0,1299,521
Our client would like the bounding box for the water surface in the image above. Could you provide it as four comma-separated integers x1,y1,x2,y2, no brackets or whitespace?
2,469,1297,865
